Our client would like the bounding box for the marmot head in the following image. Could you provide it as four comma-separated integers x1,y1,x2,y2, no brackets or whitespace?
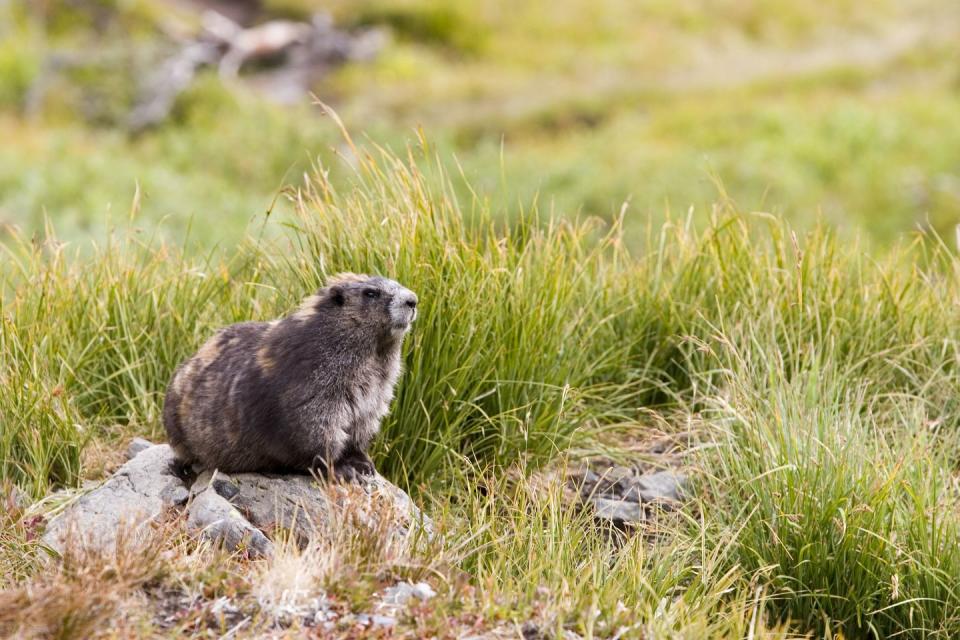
316,272,418,338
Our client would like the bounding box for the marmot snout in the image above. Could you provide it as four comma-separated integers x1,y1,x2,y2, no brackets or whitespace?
162,273,418,480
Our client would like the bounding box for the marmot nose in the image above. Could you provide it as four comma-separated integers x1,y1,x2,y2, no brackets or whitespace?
404,298,418,309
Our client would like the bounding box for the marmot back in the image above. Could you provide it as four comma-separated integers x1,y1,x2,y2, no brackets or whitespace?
162,273,418,480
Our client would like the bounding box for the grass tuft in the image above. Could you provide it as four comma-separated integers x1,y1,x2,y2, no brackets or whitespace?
4,138,960,635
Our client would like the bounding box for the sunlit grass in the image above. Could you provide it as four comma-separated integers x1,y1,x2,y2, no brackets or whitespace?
5,138,960,636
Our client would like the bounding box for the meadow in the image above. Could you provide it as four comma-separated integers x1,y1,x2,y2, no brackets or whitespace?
2,0,960,638
1,0,958,247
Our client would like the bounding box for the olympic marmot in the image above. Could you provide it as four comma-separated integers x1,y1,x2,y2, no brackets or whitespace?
162,273,418,481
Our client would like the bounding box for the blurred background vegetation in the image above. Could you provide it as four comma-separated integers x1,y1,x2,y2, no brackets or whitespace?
0,0,958,249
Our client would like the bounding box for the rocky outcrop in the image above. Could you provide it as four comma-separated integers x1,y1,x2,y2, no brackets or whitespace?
125,436,154,461
186,472,274,558
42,441,431,558
571,465,689,528
186,468,431,558
42,444,189,554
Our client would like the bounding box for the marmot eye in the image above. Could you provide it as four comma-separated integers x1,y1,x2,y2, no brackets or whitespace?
364,289,380,299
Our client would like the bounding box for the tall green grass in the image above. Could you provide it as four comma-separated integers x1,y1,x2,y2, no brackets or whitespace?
652,219,960,635
703,351,960,636
0,138,643,495
265,132,650,483
5,138,960,635
429,466,792,639
0,234,271,493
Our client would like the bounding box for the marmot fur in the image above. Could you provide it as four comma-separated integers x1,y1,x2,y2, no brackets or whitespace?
162,273,418,480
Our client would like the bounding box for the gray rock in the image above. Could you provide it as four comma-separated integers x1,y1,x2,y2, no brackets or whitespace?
185,469,431,556
125,437,155,461
621,470,687,503
42,440,430,561
576,468,599,487
355,613,397,628
42,444,189,554
592,497,644,525
186,472,273,558
407,581,436,602
598,466,634,490
311,606,336,626
212,477,240,500
380,581,436,607
211,471,432,544
257,591,332,627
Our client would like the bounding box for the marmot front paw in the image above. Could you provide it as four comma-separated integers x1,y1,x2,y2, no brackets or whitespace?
335,454,376,483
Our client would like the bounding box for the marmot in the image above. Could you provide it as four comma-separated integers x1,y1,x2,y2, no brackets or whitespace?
162,273,418,481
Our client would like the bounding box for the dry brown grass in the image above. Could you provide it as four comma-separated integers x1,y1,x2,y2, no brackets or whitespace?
0,479,447,639
0,524,169,638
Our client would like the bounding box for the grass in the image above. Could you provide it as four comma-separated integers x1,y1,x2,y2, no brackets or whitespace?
4,137,960,636
0,80,334,247
3,0,960,636
0,132,639,496
443,85,960,244
1,0,958,248
276,128,646,482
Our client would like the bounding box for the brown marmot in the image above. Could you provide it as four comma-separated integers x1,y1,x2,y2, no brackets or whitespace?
162,273,418,481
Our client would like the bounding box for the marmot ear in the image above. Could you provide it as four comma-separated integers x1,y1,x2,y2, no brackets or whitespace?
329,285,345,306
